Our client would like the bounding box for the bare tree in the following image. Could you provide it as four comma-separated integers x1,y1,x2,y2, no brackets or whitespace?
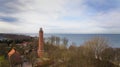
82,37,109,59
55,37,60,45
62,37,68,47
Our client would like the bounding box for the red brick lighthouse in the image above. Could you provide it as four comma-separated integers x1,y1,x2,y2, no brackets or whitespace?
38,28,44,57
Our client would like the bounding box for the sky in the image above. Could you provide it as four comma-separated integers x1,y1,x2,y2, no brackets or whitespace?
0,0,120,33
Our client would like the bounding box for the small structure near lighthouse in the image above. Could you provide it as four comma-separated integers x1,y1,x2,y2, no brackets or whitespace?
38,28,44,58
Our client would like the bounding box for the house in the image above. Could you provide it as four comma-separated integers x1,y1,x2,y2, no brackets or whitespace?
8,48,23,67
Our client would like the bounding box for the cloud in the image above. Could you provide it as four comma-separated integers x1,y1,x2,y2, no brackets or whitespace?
0,0,120,33
0,17,18,22
84,0,120,12
0,21,19,33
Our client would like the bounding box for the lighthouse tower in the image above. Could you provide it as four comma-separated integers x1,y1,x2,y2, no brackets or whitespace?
38,28,44,57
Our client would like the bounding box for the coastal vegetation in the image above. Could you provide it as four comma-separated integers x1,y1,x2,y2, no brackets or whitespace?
0,34,120,67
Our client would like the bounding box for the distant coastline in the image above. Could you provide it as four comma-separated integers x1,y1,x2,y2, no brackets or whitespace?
0,33,120,48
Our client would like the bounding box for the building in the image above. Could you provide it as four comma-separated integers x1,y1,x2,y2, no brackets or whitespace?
8,48,22,67
37,28,44,58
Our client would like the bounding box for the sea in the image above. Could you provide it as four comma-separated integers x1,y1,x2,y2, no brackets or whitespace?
27,33,120,48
